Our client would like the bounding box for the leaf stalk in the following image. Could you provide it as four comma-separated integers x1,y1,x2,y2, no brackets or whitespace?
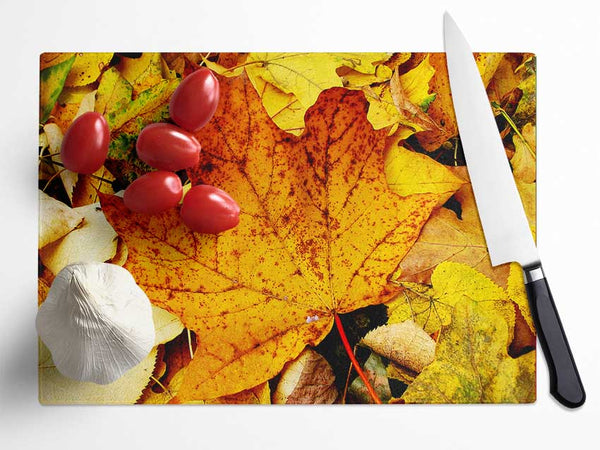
334,313,382,404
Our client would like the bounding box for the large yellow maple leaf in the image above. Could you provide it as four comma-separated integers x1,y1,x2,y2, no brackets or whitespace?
101,74,447,400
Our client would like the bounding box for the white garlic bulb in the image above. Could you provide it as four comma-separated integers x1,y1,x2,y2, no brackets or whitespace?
36,263,155,385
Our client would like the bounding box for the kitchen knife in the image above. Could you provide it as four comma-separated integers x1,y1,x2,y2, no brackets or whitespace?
443,12,585,408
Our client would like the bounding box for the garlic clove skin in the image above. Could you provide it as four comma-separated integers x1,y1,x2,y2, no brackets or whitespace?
36,263,155,385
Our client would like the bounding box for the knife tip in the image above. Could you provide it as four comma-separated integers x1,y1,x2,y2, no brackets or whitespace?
443,11,456,30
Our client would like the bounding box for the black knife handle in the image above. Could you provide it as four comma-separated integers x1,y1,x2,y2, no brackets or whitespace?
524,264,585,408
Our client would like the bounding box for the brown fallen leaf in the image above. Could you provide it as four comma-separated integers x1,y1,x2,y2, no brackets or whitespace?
389,67,440,135
486,53,533,105
361,320,435,373
102,74,446,400
396,169,510,287
139,330,197,404
38,269,54,306
272,348,337,404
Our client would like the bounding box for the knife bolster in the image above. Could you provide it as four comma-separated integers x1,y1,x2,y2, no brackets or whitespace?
523,264,544,283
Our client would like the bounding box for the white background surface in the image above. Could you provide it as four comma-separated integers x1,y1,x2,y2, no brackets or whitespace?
1,0,598,448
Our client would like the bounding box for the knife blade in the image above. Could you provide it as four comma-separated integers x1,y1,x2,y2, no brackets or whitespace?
443,12,585,408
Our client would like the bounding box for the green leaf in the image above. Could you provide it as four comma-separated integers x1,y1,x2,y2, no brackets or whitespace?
39,54,76,123
95,67,134,116
402,299,535,403
105,78,179,130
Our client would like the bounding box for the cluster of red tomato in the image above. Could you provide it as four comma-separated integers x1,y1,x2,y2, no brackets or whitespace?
60,68,240,234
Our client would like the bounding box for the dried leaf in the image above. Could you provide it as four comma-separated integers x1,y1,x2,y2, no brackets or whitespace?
39,203,118,275
388,262,516,338
39,341,157,405
42,124,78,203
486,53,531,105
152,306,185,346
138,331,196,404
272,348,337,404
397,54,437,111
361,320,435,373
102,74,443,400
244,52,391,134
516,179,536,241
402,299,535,403
205,382,271,404
414,53,457,151
397,171,510,286
38,190,83,248
38,271,53,306
474,52,505,86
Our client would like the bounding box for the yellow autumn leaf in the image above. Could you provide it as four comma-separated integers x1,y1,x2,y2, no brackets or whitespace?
205,382,271,404
385,146,465,206
413,53,458,151
102,74,443,400
244,52,391,134
117,53,165,95
174,382,271,405
402,298,535,403
138,331,195,404
95,66,134,116
511,122,536,183
58,84,97,105
65,53,113,87
364,58,438,137
474,52,505,86
40,53,76,71
396,168,511,286
398,54,437,110
338,64,393,88
364,83,399,131
388,261,515,338
39,54,76,123
516,179,537,242
515,69,536,121
507,263,535,333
